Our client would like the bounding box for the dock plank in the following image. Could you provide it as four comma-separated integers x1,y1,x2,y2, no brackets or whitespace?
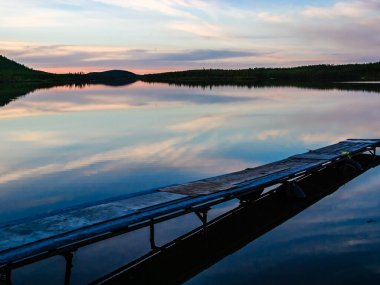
160,163,293,196
0,192,186,253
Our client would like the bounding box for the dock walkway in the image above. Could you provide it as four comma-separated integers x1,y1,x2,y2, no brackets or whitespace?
0,139,379,272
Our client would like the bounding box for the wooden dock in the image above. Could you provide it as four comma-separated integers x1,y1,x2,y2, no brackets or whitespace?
93,153,380,285
0,139,379,281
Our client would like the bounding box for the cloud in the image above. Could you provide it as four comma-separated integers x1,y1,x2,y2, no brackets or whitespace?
1,42,268,73
256,12,290,23
303,0,380,19
134,49,263,62
168,21,225,38
92,0,198,19
92,0,247,20
1,1,380,70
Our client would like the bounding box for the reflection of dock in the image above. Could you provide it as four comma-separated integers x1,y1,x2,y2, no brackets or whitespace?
92,153,380,285
0,139,379,284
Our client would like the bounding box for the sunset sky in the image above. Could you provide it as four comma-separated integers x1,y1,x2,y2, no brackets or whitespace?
1,0,379,74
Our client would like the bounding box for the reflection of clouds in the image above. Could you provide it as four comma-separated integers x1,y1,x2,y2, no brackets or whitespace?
10,195,65,210
282,234,380,256
170,115,227,132
0,102,127,119
8,131,67,145
1,84,380,196
300,133,348,144
263,92,380,146
345,239,374,246
0,107,47,119
0,84,256,119
0,137,182,185
0,134,248,185
334,171,380,201
255,129,289,141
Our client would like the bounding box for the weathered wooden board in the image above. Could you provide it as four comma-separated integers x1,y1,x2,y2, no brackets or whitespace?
347,139,380,144
291,153,339,160
160,164,292,196
0,192,186,253
311,140,374,155
161,165,292,196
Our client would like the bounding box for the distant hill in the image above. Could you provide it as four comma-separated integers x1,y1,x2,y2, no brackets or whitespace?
0,55,137,85
87,70,138,85
87,70,136,78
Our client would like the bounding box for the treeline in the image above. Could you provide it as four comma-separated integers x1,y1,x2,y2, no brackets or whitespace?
142,62,380,85
0,55,91,84
3,54,380,86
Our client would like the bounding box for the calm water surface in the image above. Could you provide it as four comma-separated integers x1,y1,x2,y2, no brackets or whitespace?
1,82,380,284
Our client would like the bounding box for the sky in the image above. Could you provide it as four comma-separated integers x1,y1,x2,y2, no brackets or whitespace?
0,0,379,74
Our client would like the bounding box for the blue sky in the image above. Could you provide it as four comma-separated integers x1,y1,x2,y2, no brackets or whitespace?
0,0,379,73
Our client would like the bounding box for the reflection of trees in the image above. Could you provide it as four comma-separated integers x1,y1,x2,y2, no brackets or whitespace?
0,83,81,107
1,80,380,108
143,62,380,84
0,83,47,107
144,81,380,93
0,80,136,107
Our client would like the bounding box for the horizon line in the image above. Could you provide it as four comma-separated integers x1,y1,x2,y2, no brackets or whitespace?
2,54,380,76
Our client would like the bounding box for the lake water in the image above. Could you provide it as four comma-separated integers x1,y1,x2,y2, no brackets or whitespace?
1,82,380,284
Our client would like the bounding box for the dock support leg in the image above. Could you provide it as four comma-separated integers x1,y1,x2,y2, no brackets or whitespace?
0,269,11,285
239,189,264,204
195,209,209,235
149,220,158,250
63,252,74,285
283,181,306,199
347,159,363,172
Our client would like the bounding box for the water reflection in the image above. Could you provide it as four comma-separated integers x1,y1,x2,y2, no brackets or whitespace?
1,81,380,285
2,81,380,108
0,83,380,224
